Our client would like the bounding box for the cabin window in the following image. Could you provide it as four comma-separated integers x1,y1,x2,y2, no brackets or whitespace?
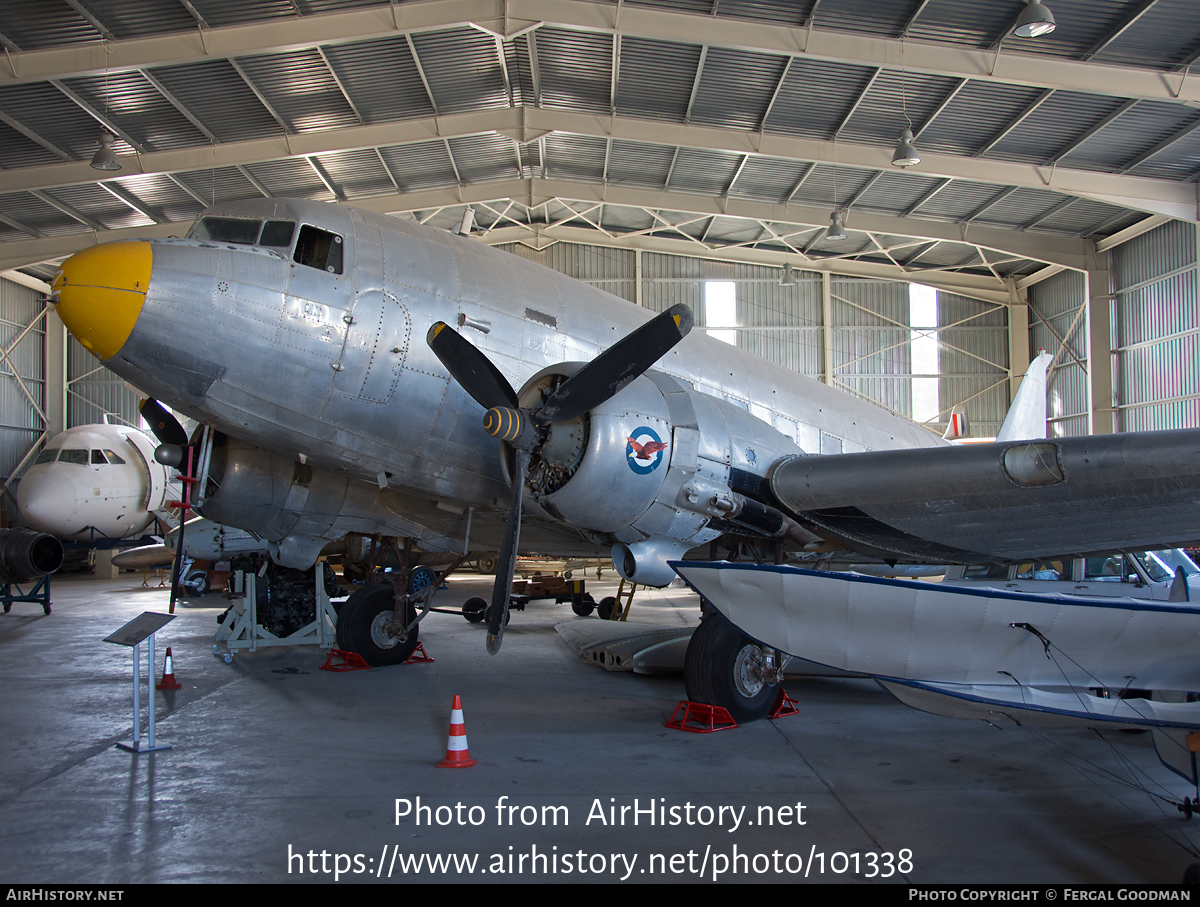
103,450,126,465
33,449,57,465
191,217,261,244
294,225,343,274
259,220,296,247
58,449,88,465
90,450,108,465
1014,560,1064,580
964,564,1008,580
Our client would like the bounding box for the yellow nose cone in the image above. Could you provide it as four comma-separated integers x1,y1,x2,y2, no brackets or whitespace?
53,241,152,360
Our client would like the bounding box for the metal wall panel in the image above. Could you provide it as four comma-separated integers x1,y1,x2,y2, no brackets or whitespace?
0,276,45,483
1110,219,1200,432
67,336,142,431
1029,269,1088,437
937,292,1010,437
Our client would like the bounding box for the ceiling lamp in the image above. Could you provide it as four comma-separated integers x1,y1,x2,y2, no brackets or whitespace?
1011,1,1056,38
825,211,847,241
780,262,796,287
90,131,120,171
892,128,920,167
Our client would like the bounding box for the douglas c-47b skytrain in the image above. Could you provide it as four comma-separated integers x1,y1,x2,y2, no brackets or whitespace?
48,197,1200,717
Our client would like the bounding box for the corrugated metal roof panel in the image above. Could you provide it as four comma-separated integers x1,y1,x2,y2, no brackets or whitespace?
852,171,945,215
188,0,298,27
379,141,458,191
667,148,744,194
411,28,508,115
689,46,789,131
815,0,913,36
0,191,81,236
1091,0,1200,69
175,167,265,206
544,134,607,181
149,60,284,143
235,48,360,132
0,0,100,50
314,148,395,198
973,187,1068,228
902,0,1018,49
62,71,209,151
728,157,810,204
837,69,965,146
81,0,197,38
606,140,676,188
915,180,1008,220
918,80,1049,156
244,158,335,200
536,27,613,114
322,36,435,123
984,91,1130,163
446,134,520,183
0,82,116,160
45,184,155,231
788,164,878,208
764,56,877,138
616,36,702,122
0,123,64,169
1125,127,1200,180
716,0,812,26
110,173,206,222
1059,100,1200,172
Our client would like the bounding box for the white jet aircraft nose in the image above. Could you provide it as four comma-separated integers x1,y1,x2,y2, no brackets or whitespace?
16,470,80,536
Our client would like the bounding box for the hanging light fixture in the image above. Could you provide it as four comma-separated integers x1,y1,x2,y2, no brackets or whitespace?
892,127,920,167
825,211,846,241
780,262,796,287
1011,1,1056,38
90,131,120,171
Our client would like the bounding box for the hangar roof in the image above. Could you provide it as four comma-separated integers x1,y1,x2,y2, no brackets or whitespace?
1,0,1198,301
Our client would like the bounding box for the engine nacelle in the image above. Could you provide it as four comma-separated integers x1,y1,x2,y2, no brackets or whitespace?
517,365,803,582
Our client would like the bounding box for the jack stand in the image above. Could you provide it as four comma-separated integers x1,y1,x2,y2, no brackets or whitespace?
215,561,338,661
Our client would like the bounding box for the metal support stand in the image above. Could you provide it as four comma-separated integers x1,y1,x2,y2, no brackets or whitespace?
1,576,52,614
104,612,176,753
214,562,337,661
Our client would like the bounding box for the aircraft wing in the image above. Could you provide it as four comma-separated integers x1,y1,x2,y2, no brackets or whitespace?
768,428,1200,562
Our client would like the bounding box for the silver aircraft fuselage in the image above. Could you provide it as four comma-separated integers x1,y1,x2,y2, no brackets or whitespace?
52,198,941,557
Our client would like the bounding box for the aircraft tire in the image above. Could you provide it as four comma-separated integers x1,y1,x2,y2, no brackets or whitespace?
684,611,776,723
571,593,595,617
341,584,419,667
182,569,210,596
462,596,486,623
597,596,617,620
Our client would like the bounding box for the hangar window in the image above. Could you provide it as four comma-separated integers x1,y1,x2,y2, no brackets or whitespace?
58,449,88,465
190,217,261,244
705,281,737,346
294,225,343,274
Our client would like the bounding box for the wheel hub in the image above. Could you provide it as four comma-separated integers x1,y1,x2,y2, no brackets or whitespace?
369,610,403,649
733,643,766,698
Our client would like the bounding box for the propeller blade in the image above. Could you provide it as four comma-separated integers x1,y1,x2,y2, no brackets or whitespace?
486,448,528,655
538,303,693,423
427,322,519,412
139,398,189,447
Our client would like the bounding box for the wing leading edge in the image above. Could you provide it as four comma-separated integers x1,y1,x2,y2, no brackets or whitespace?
769,428,1200,562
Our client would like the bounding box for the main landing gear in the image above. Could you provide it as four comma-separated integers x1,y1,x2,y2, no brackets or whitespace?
683,611,790,723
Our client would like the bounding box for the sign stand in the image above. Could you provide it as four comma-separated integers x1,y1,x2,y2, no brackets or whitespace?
104,612,176,753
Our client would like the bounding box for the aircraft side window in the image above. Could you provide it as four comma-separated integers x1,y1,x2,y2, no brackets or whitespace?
965,564,1008,579
103,449,126,465
32,449,57,465
1085,556,1123,582
259,220,296,247
58,449,88,465
294,225,343,274
190,217,261,244
91,450,108,464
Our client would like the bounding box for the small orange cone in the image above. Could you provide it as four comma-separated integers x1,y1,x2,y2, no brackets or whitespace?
437,694,476,768
156,646,182,690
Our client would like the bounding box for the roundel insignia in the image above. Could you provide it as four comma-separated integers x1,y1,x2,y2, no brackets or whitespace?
626,426,668,475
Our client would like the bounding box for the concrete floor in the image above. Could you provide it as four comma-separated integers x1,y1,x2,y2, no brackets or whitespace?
2,570,1199,884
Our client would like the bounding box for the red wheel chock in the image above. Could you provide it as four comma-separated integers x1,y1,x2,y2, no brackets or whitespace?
665,701,738,733
769,687,800,719
404,642,434,664
320,649,370,672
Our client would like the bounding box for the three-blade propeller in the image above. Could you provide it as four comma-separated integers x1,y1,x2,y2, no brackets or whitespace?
426,304,693,653
139,398,191,614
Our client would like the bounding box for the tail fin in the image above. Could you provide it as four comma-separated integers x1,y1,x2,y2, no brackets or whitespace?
997,351,1052,442
942,404,970,440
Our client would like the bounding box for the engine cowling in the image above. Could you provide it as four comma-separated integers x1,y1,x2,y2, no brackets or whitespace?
515,365,804,584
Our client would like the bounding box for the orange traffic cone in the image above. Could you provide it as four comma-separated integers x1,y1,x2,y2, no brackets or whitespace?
156,646,182,690
437,694,477,768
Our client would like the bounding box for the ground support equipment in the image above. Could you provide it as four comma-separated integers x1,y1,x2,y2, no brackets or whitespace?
1,575,52,614
214,562,338,663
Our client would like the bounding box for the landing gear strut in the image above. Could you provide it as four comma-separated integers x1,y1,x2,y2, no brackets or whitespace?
683,611,790,723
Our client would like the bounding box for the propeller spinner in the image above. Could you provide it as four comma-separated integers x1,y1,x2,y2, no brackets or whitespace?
426,303,694,653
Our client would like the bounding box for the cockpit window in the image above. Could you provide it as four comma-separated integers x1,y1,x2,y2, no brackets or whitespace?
103,450,126,465
58,449,88,465
190,217,262,244
33,449,57,465
294,225,343,274
260,220,296,247
91,450,108,465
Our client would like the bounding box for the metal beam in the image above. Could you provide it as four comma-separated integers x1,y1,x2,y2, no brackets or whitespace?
976,89,1054,156
684,45,708,124
1081,0,1160,62
0,108,1189,221
6,0,1200,107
